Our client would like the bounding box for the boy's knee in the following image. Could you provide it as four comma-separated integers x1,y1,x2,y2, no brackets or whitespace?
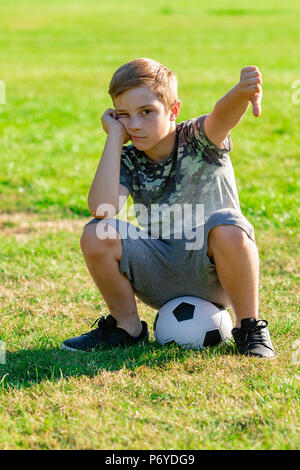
80,222,121,257
209,225,250,250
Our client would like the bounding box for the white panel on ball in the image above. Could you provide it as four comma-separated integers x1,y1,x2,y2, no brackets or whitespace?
154,296,232,350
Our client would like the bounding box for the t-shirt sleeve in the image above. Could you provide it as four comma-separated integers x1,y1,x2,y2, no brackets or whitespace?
119,147,133,193
184,114,233,165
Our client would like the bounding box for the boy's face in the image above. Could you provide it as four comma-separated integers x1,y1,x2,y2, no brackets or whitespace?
114,86,180,157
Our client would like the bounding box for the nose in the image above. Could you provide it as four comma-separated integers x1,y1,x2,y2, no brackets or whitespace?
128,116,142,133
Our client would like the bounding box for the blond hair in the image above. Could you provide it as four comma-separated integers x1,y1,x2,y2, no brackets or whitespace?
108,58,178,112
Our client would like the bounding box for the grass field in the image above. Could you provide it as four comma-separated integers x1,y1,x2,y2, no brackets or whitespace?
0,0,299,450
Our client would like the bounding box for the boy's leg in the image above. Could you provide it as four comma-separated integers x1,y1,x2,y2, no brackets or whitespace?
80,222,143,337
207,224,259,327
207,224,276,358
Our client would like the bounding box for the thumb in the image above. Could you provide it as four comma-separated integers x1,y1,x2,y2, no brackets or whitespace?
251,92,262,117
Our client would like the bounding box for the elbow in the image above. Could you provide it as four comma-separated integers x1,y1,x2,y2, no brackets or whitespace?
89,202,118,220
88,204,104,219
88,196,101,218
88,202,97,218
89,208,106,220
88,193,119,219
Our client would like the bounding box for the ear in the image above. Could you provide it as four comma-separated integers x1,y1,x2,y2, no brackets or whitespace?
170,100,181,121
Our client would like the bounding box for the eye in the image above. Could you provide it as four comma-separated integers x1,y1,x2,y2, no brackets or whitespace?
142,109,151,115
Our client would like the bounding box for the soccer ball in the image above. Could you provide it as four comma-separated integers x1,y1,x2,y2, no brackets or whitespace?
154,296,233,350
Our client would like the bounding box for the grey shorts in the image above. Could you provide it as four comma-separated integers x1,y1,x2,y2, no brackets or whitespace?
84,208,255,311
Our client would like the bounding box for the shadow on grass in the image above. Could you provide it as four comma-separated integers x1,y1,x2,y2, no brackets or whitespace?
0,340,236,390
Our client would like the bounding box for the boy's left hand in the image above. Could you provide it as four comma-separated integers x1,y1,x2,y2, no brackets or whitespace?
238,66,263,117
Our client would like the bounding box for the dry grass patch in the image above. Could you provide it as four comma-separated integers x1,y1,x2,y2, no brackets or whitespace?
0,211,91,241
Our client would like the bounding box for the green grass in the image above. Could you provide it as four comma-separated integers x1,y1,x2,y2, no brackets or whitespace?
0,0,299,450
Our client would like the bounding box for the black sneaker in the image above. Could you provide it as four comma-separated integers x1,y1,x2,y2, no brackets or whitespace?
61,315,149,352
232,318,276,358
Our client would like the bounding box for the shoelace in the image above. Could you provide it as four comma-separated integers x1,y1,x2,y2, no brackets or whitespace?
86,316,110,339
237,319,269,346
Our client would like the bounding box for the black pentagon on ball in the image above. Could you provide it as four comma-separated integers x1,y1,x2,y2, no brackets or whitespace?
203,329,222,347
173,302,195,322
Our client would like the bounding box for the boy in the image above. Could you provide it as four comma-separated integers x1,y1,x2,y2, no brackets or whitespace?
61,58,276,358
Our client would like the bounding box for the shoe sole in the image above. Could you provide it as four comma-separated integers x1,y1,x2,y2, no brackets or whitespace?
242,351,277,359
61,343,86,352
60,337,149,353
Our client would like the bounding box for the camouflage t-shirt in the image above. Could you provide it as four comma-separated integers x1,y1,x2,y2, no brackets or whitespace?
119,114,241,238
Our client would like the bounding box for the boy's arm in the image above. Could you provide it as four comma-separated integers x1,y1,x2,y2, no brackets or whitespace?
88,131,124,218
204,66,263,148
88,108,131,219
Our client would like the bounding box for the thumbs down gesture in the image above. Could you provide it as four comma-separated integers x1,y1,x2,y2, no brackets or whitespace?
239,66,263,117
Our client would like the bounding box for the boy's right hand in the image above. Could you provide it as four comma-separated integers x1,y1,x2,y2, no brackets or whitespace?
101,108,131,144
